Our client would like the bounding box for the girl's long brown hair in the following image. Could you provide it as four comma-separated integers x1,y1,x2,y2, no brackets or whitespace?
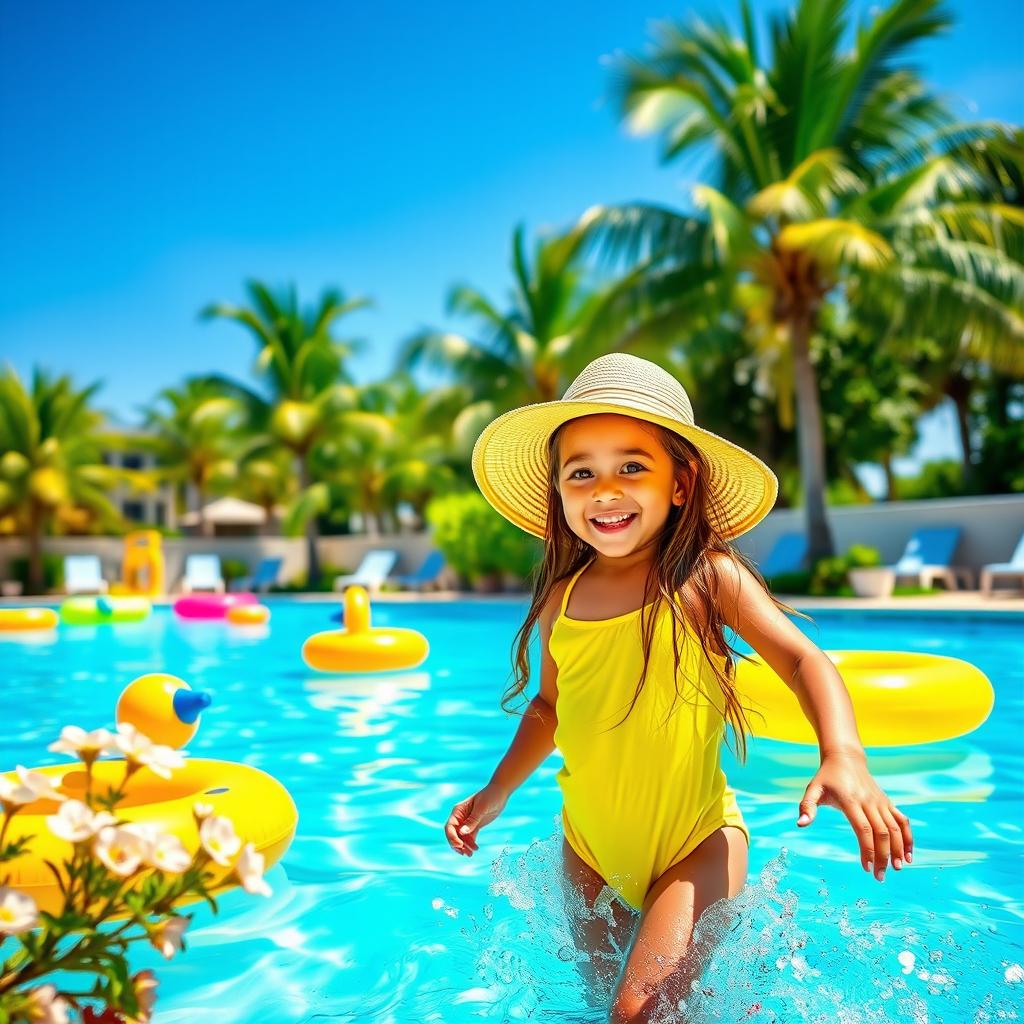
503,416,812,764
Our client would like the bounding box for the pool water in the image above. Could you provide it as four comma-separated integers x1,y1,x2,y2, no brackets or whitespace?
1,600,1022,1022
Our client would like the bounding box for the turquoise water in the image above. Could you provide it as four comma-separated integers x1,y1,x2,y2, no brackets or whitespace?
1,600,1022,1022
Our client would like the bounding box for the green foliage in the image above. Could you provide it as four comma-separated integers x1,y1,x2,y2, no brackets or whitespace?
424,491,540,584
221,559,250,586
808,544,884,595
892,459,966,500
7,554,64,592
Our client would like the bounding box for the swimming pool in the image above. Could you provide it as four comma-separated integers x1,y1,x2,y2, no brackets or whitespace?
2,600,1022,1022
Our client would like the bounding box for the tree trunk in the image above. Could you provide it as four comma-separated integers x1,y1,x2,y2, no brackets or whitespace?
789,310,836,561
299,457,321,588
946,372,974,489
196,484,210,538
27,501,44,595
881,452,897,501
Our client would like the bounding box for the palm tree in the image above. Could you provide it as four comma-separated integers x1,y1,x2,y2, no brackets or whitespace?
141,379,246,536
201,280,370,586
312,373,464,535
578,0,1023,558
396,222,679,449
0,368,122,593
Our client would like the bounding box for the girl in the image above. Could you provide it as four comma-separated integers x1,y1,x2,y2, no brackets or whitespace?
445,353,913,1022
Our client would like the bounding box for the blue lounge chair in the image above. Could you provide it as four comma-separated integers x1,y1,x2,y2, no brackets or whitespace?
64,555,108,595
230,557,283,594
980,530,1024,595
757,532,808,579
887,526,972,590
182,554,225,593
332,549,399,595
391,550,447,591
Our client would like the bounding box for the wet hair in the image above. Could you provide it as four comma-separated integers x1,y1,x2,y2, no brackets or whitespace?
503,415,811,764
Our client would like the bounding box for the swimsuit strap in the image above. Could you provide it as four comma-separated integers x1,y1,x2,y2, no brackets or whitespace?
558,560,593,619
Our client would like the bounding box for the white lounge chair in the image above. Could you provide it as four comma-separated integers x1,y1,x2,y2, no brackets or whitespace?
64,555,108,595
182,554,225,593
333,550,399,595
980,531,1024,595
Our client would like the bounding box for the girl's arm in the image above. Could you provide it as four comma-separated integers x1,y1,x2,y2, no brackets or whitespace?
711,552,913,883
489,595,562,797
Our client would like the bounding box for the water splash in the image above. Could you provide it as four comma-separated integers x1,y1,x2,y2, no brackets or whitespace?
438,817,1024,1023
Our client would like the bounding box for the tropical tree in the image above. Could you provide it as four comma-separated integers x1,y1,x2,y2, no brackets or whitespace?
313,373,465,535
577,0,1024,558
141,379,246,536
395,222,679,450
201,281,370,586
0,368,123,593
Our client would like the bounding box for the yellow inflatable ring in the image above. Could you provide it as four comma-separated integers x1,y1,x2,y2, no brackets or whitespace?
60,596,151,625
734,650,994,747
302,585,429,672
1,759,298,915
226,603,270,626
0,608,58,632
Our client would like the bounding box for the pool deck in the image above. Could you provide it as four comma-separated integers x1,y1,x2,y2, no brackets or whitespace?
279,589,1024,613
3,589,1022,613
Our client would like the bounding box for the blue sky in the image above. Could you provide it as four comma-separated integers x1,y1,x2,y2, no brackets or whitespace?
2,0,1021,489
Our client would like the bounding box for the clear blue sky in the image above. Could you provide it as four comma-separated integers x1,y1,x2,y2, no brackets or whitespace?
2,0,1021,481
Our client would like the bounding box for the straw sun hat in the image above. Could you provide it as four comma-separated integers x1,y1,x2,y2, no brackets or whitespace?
471,352,778,542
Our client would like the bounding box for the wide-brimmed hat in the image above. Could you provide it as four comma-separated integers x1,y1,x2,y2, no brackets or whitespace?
471,352,778,541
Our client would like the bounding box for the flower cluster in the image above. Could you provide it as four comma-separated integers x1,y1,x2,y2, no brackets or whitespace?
0,720,272,1023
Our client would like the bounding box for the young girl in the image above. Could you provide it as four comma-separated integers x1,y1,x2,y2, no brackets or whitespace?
445,353,913,1021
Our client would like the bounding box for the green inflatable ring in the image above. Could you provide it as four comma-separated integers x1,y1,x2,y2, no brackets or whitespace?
59,596,152,625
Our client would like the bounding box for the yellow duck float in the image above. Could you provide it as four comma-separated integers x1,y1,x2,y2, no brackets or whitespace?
302,584,429,672
2,673,297,915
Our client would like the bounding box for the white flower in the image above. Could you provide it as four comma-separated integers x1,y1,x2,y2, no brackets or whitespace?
235,842,271,897
192,801,214,821
199,814,241,866
149,915,187,959
149,832,191,874
46,799,116,843
146,743,185,780
94,825,147,876
23,984,69,1024
0,886,38,934
14,765,64,802
131,969,159,1022
0,774,37,808
112,724,184,778
47,725,115,760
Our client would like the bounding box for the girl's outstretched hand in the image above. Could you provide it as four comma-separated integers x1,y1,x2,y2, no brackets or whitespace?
444,783,509,857
796,750,914,882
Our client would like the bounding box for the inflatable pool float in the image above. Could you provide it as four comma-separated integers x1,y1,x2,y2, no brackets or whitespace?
0,607,58,632
173,592,258,620
60,596,151,625
734,650,994,746
303,585,429,672
0,759,298,915
117,673,212,748
226,603,270,626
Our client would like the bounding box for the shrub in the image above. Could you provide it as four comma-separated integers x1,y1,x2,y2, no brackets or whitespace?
424,492,540,585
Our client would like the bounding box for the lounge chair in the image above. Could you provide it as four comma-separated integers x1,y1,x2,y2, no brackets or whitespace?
332,550,399,595
980,530,1024,595
391,550,447,592
886,526,973,590
64,555,108,595
757,532,808,580
230,557,283,594
182,554,225,594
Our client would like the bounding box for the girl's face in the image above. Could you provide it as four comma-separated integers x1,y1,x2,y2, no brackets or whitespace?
556,413,688,557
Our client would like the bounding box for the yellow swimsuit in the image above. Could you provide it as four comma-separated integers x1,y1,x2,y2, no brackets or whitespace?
550,560,750,912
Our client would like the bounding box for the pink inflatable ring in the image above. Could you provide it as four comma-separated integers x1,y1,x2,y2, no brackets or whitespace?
173,592,258,620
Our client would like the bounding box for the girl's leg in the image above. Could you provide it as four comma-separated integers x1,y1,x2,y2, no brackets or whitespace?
607,825,749,1024
560,835,637,1003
